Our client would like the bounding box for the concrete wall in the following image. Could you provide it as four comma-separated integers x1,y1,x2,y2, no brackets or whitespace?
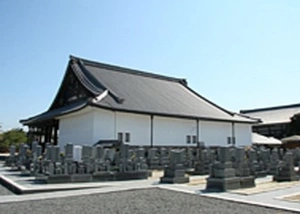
92,109,151,146
115,112,151,146
235,123,252,146
58,108,94,149
153,116,197,146
200,121,232,147
58,107,253,147
93,108,115,143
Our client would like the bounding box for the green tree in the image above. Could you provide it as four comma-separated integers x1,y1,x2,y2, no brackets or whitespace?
0,128,27,152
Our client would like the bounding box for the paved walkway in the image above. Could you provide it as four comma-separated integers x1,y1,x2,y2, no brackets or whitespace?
0,166,300,212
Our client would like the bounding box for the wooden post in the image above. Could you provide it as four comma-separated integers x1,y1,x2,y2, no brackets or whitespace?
54,123,58,145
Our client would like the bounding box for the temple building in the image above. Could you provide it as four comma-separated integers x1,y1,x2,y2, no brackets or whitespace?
241,103,300,139
20,56,257,149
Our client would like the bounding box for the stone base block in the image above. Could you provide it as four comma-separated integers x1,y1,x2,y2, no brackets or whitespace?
164,168,185,177
206,177,240,191
71,174,93,182
213,168,235,178
114,171,149,181
273,174,298,182
47,175,71,183
185,169,207,176
93,172,113,181
160,176,189,184
255,171,267,178
240,176,255,188
148,165,164,170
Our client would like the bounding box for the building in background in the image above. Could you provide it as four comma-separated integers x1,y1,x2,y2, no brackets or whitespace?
241,103,300,139
21,56,256,149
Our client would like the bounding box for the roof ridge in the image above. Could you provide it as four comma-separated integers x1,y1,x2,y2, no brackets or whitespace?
70,55,187,84
240,103,300,113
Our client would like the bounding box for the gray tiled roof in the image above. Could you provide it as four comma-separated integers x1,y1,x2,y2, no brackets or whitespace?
241,104,300,125
21,56,257,125
79,57,254,123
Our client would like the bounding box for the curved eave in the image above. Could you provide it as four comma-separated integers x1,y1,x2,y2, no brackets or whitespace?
20,100,88,126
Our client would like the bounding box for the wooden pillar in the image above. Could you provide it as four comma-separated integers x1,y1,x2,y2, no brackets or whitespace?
54,124,58,145
150,115,154,147
231,122,236,146
196,119,199,143
39,127,43,143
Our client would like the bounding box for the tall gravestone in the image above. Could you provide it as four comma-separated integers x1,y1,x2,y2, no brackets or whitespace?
192,145,208,175
147,148,160,169
269,148,279,175
134,147,148,171
158,147,169,167
5,145,16,167
274,152,298,182
160,149,189,184
206,147,240,191
234,148,255,188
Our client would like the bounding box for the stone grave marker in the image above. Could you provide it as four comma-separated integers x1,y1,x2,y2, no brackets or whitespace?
274,152,298,182
160,149,189,184
206,147,240,191
234,148,255,188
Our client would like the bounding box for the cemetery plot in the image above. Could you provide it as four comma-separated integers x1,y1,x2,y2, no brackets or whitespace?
2,142,300,194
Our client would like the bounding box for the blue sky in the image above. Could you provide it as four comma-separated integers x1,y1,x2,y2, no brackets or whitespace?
1,1,300,131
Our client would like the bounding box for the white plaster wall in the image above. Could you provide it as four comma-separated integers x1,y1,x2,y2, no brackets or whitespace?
115,112,151,146
200,121,231,147
153,116,197,146
93,108,115,143
58,108,94,149
235,123,252,146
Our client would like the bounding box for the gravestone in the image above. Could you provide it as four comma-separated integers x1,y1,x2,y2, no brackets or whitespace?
160,149,189,184
234,148,255,188
158,147,169,167
5,145,16,167
259,148,270,172
206,147,240,191
73,145,82,162
93,146,113,181
248,149,266,178
274,152,298,182
30,142,42,176
63,143,74,175
134,147,148,171
93,145,105,172
186,147,195,168
51,146,60,163
191,145,208,175
65,143,74,162
18,143,26,167
81,145,93,173
269,148,279,175
147,148,160,169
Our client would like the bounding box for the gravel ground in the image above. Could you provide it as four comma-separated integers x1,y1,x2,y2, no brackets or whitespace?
0,184,13,195
0,188,297,214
